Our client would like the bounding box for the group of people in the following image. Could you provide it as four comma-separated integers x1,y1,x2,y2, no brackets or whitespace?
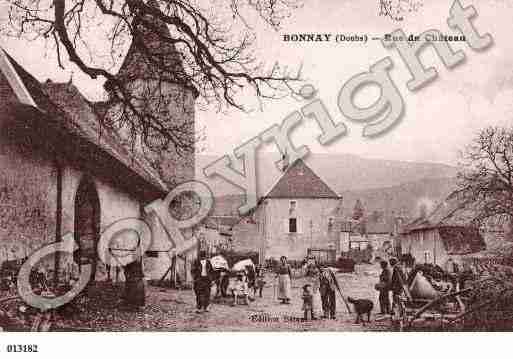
191,251,266,313
376,257,409,315
191,253,344,320
276,255,342,320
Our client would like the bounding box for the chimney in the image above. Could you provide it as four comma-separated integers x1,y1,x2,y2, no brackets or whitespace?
281,152,289,172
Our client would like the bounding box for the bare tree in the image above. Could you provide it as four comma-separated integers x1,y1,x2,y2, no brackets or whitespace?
452,126,513,225
2,0,303,155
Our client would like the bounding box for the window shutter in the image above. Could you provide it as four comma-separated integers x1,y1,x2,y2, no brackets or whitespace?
284,218,289,233
297,218,301,234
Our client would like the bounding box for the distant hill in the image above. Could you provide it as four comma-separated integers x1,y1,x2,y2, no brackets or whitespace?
195,153,458,217
196,152,457,195
207,177,457,217
340,177,457,219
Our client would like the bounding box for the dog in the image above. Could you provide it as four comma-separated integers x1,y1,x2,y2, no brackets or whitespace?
347,297,374,324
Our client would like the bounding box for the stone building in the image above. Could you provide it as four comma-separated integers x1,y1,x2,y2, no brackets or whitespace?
197,216,239,255
253,159,343,261
0,2,196,285
400,200,487,266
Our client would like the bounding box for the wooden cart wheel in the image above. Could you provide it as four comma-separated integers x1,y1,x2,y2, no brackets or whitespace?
407,288,472,329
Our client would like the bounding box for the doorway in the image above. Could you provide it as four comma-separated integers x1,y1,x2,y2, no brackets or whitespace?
74,177,100,281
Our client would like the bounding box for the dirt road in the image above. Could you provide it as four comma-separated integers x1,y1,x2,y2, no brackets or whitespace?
64,263,390,331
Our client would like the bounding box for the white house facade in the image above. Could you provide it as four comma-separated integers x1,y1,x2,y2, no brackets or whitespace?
255,159,343,261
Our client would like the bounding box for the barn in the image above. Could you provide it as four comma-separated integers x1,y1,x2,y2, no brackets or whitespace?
400,200,486,266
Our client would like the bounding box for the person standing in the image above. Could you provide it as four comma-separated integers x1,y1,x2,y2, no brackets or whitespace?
275,256,292,304
318,266,339,319
254,264,266,298
377,260,391,314
123,257,145,310
389,257,411,320
215,269,229,298
301,284,316,320
305,264,323,318
246,265,256,301
192,251,214,313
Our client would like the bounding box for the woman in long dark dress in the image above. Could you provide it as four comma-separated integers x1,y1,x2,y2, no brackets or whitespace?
123,258,145,309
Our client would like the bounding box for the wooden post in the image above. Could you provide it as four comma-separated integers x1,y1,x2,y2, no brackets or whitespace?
53,159,63,288
433,230,437,265
184,255,187,284
171,254,176,288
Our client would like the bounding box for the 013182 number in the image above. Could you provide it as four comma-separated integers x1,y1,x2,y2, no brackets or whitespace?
6,344,39,353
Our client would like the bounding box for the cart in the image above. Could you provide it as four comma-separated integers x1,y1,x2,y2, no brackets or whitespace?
390,267,477,331
392,286,474,331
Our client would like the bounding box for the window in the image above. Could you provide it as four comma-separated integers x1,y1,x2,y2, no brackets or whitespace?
146,251,159,258
289,218,297,233
328,217,334,232
349,242,361,251
289,201,297,215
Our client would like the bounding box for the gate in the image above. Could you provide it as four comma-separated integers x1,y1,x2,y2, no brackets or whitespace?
307,248,336,265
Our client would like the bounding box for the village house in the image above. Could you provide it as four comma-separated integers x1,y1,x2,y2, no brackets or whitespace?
365,220,394,251
249,159,343,262
0,2,197,285
339,220,368,252
197,216,240,255
400,199,487,267
336,215,400,262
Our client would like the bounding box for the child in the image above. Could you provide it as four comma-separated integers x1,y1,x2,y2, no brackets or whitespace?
301,284,316,320
254,265,266,298
231,271,249,306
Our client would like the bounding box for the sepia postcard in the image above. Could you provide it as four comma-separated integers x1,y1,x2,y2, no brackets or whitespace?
0,0,512,355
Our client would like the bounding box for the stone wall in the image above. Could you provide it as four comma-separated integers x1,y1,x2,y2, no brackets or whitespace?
0,75,57,270
257,198,340,260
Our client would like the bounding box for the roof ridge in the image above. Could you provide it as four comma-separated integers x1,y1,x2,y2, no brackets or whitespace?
3,49,168,194
40,81,168,191
263,157,339,199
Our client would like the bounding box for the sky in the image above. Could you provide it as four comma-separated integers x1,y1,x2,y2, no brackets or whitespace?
1,0,512,166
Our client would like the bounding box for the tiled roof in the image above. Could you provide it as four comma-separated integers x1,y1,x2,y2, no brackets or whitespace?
264,159,339,199
405,197,477,232
3,50,167,194
402,197,487,254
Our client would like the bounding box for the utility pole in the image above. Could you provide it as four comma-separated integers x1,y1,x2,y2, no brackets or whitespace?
310,219,313,250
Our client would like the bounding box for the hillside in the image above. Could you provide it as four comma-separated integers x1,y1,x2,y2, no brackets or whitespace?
195,153,458,217
196,152,457,197
340,177,457,219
